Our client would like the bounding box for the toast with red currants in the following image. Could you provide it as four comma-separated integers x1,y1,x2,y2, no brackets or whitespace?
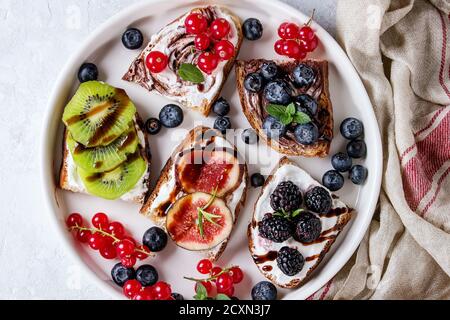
248,157,352,289
123,6,243,117
140,126,248,262
235,59,333,157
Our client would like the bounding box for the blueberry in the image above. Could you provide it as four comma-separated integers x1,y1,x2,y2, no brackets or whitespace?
244,72,264,93
251,173,265,188
159,104,184,128
252,281,277,300
243,18,263,41
143,227,168,252
212,97,231,116
78,63,98,83
294,122,319,145
294,94,318,116
350,165,368,185
122,28,144,50
322,170,345,191
264,80,292,105
293,64,316,88
347,139,367,159
340,118,364,140
260,62,279,81
145,118,162,135
171,293,184,300
331,152,353,172
293,212,322,243
263,116,287,139
136,265,158,287
242,128,259,144
111,263,135,287
214,116,232,133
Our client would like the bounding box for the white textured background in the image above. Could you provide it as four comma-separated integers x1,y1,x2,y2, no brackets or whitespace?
0,0,336,299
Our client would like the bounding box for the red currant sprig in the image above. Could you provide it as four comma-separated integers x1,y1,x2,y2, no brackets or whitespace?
66,213,152,267
274,9,319,60
123,280,173,301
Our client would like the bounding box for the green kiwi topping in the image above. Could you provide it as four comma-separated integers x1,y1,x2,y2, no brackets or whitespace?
62,81,136,147
67,124,139,173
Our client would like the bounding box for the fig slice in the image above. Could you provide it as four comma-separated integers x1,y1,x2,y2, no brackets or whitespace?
166,192,233,251
175,148,244,197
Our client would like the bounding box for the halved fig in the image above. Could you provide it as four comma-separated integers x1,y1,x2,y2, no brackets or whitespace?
175,149,244,197
166,192,233,251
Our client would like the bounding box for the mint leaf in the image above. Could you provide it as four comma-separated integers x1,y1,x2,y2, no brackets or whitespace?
216,294,232,300
266,104,287,119
286,103,296,115
280,113,293,125
194,282,208,300
178,63,205,83
293,112,312,125
291,209,304,218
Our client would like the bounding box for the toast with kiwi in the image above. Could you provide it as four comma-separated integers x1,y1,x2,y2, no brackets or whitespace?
248,157,352,289
236,59,333,157
140,126,248,261
59,81,151,204
123,6,243,117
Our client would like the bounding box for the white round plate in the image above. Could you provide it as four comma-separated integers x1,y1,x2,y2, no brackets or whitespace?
41,0,382,300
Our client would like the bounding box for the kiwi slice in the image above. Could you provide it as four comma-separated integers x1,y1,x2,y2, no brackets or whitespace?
63,81,137,147
78,152,146,200
67,124,139,173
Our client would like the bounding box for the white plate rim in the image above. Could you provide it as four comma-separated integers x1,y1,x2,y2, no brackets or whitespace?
40,0,383,300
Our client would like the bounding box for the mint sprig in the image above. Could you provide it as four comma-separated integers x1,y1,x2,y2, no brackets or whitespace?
178,63,205,83
266,103,311,126
273,208,305,220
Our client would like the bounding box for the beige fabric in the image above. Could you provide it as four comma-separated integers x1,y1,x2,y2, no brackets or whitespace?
309,0,450,300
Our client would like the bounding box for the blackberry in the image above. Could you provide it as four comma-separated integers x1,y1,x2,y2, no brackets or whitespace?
258,214,293,243
276,247,305,276
305,187,332,214
293,212,322,243
270,181,302,213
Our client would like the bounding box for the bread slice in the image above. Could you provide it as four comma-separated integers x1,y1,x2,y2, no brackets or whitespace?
123,6,243,117
236,59,333,157
248,157,352,289
59,114,151,205
140,126,248,261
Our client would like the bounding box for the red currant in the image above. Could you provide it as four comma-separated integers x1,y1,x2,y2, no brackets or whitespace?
197,52,220,74
274,39,287,55
116,239,135,258
216,273,233,291
229,267,244,284
100,245,117,260
214,40,235,61
210,18,231,40
303,36,319,52
121,236,136,246
282,39,302,58
299,26,315,41
278,22,299,39
278,22,289,39
66,213,83,228
185,13,208,35
211,267,222,277
123,280,142,299
197,259,213,275
76,229,91,243
107,222,125,239
135,245,150,260
92,213,108,229
196,281,213,295
121,255,137,268
195,34,211,51
153,282,172,300
134,287,154,300
218,285,235,297
88,233,106,251
146,51,168,73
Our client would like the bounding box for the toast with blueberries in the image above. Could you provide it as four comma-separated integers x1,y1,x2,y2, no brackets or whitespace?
123,6,243,117
248,157,352,289
140,126,248,261
236,59,333,157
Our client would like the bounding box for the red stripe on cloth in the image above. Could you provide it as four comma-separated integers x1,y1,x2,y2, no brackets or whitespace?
306,292,316,300
420,166,450,217
414,108,447,137
402,112,450,211
438,10,450,100
400,144,417,162
319,280,333,300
